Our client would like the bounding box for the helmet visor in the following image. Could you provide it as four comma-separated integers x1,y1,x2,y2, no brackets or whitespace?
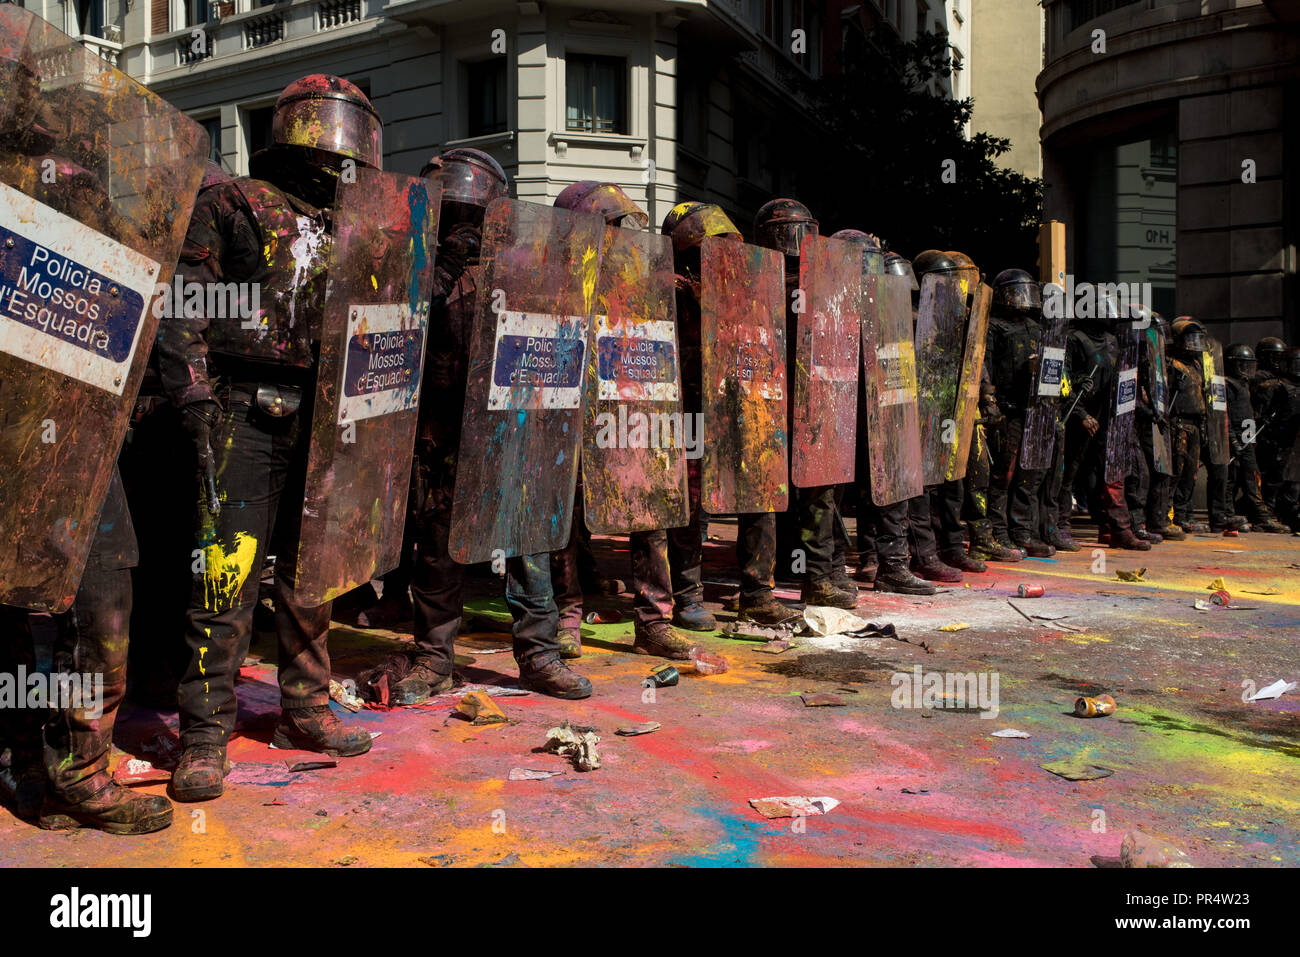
760,221,818,258
999,283,1042,314
273,97,382,169
670,205,740,251
1181,331,1208,353
427,157,507,210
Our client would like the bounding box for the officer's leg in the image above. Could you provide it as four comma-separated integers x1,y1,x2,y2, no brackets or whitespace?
508,552,592,698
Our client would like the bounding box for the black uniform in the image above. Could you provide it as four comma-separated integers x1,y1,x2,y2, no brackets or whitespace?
985,310,1047,547
1167,356,1206,527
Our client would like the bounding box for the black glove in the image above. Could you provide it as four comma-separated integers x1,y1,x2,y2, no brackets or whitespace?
181,401,222,515
433,222,482,298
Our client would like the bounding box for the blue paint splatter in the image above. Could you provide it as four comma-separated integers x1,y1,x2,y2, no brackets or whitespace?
668,807,765,867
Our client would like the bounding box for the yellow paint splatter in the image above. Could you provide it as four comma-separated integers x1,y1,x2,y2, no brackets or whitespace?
203,531,259,612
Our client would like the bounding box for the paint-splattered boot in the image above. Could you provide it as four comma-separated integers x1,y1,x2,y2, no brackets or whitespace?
673,602,718,632
519,657,593,699
910,555,963,583
1159,524,1186,541
391,659,456,705
830,566,860,598
557,627,583,659
1253,516,1291,534
272,706,373,757
633,622,699,661
1110,528,1152,551
1011,536,1057,558
1044,526,1081,552
169,744,230,802
800,577,859,610
873,562,936,595
854,560,878,584
39,782,173,835
941,548,987,574
738,595,804,626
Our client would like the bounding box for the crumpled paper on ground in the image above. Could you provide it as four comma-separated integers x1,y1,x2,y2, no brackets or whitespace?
749,796,840,818
543,722,601,771
801,607,896,639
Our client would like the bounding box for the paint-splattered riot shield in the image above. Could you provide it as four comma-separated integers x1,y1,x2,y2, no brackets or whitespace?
291,170,437,604
581,226,688,534
448,199,605,563
1145,324,1174,476
916,274,991,485
791,234,860,488
1202,338,1230,467
0,7,207,612
1019,302,1067,471
1104,324,1141,485
861,261,923,506
700,236,788,514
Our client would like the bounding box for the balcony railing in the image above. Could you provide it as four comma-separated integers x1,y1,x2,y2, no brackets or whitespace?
318,0,362,30
76,34,123,67
244,11,285,49
177,32,213,65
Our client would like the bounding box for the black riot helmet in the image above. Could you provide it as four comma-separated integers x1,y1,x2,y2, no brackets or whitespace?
421,147,509,233
883,252,919,292
1287,346,1300,380
1225,343,1256,379
912,249,958,278
1256,337,1287,374
992,268,1041,319
754,198,818,258
1171,316,1208,356
555,180,648,229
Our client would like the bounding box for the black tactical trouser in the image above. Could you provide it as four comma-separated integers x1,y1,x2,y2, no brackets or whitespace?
408,441,561,676
1125,417,1152,530
178,385,333,748
990,415,1046,545
857,497,909,568
1170,417,1203,526
1230,441,1273,521
909,481,964,560
736,512,777,601
964,424,991,525
794,484,838,583
630,458,704,629
1200,437,1232,527
1134,419,1173,530
0,468,138,800
120,400,196,700
550,475,602,634
1040,417,1066,538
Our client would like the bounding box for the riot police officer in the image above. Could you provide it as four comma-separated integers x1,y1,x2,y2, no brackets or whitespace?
157,76,381,801
755,199,857,610
985,268,1056,557
1225,344,1290,532
1166,318,1212,534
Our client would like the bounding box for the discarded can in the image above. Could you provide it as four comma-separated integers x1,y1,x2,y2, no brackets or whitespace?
1074,693,1116,718
584,609,624,624
643,665,679,689
1210,589,1231,607
1017,584,1044,598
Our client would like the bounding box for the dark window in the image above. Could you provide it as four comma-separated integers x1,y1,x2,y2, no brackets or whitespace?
246,105,275,156
75,0,104,37
763,0,781,42
1064,0,1141,32
466,59,508,137
565,54,627,135
200,116,221,164
184,0,207,27
1149,131,1177,169
916,0,928,33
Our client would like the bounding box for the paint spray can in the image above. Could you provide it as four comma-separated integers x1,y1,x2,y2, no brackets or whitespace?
643,665,679,689
1017,583,1044,598
1210,589,1231,607
1074,693,1116,718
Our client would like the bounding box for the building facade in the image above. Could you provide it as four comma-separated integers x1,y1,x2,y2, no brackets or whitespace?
1038,0,1300,343
970,0,1042,178
18,0,970,232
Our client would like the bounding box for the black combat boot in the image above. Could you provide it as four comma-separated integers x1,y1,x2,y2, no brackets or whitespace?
557,627,583,659
170,743,230,802
519,657,593,699
910,555,963,583
969,519,1023,562
632,622,699,660
39,782,173,835
874,562,937,595
391,657,456,705
1012,536,1057,558
672,602,718,632
1044,525,1081,551
1110,528,1152,551
801,577,859,609
0,753,46,821
738,594,804,626
272,706,373,756
1253,516,1291,533
941,548,987,573
1158,523,1186,541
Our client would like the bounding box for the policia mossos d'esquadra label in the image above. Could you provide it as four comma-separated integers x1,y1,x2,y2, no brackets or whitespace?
0,181,160,396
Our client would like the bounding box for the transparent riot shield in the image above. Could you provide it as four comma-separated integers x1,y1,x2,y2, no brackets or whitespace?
699,236,788,514
581,226,689,534
0,7,208,611
1203,338,1230,467
862,265,923,506
292,170,438,604
1105,324,1141,485
448,199,606,563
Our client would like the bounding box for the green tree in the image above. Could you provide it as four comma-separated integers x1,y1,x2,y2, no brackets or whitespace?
799,27,1043,275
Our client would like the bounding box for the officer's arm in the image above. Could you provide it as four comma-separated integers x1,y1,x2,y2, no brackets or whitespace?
155,187,229,407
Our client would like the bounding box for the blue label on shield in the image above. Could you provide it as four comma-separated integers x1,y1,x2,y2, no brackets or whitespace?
0,223,146,364
343,327,424,398
597,337,676,385
493,334,585,390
